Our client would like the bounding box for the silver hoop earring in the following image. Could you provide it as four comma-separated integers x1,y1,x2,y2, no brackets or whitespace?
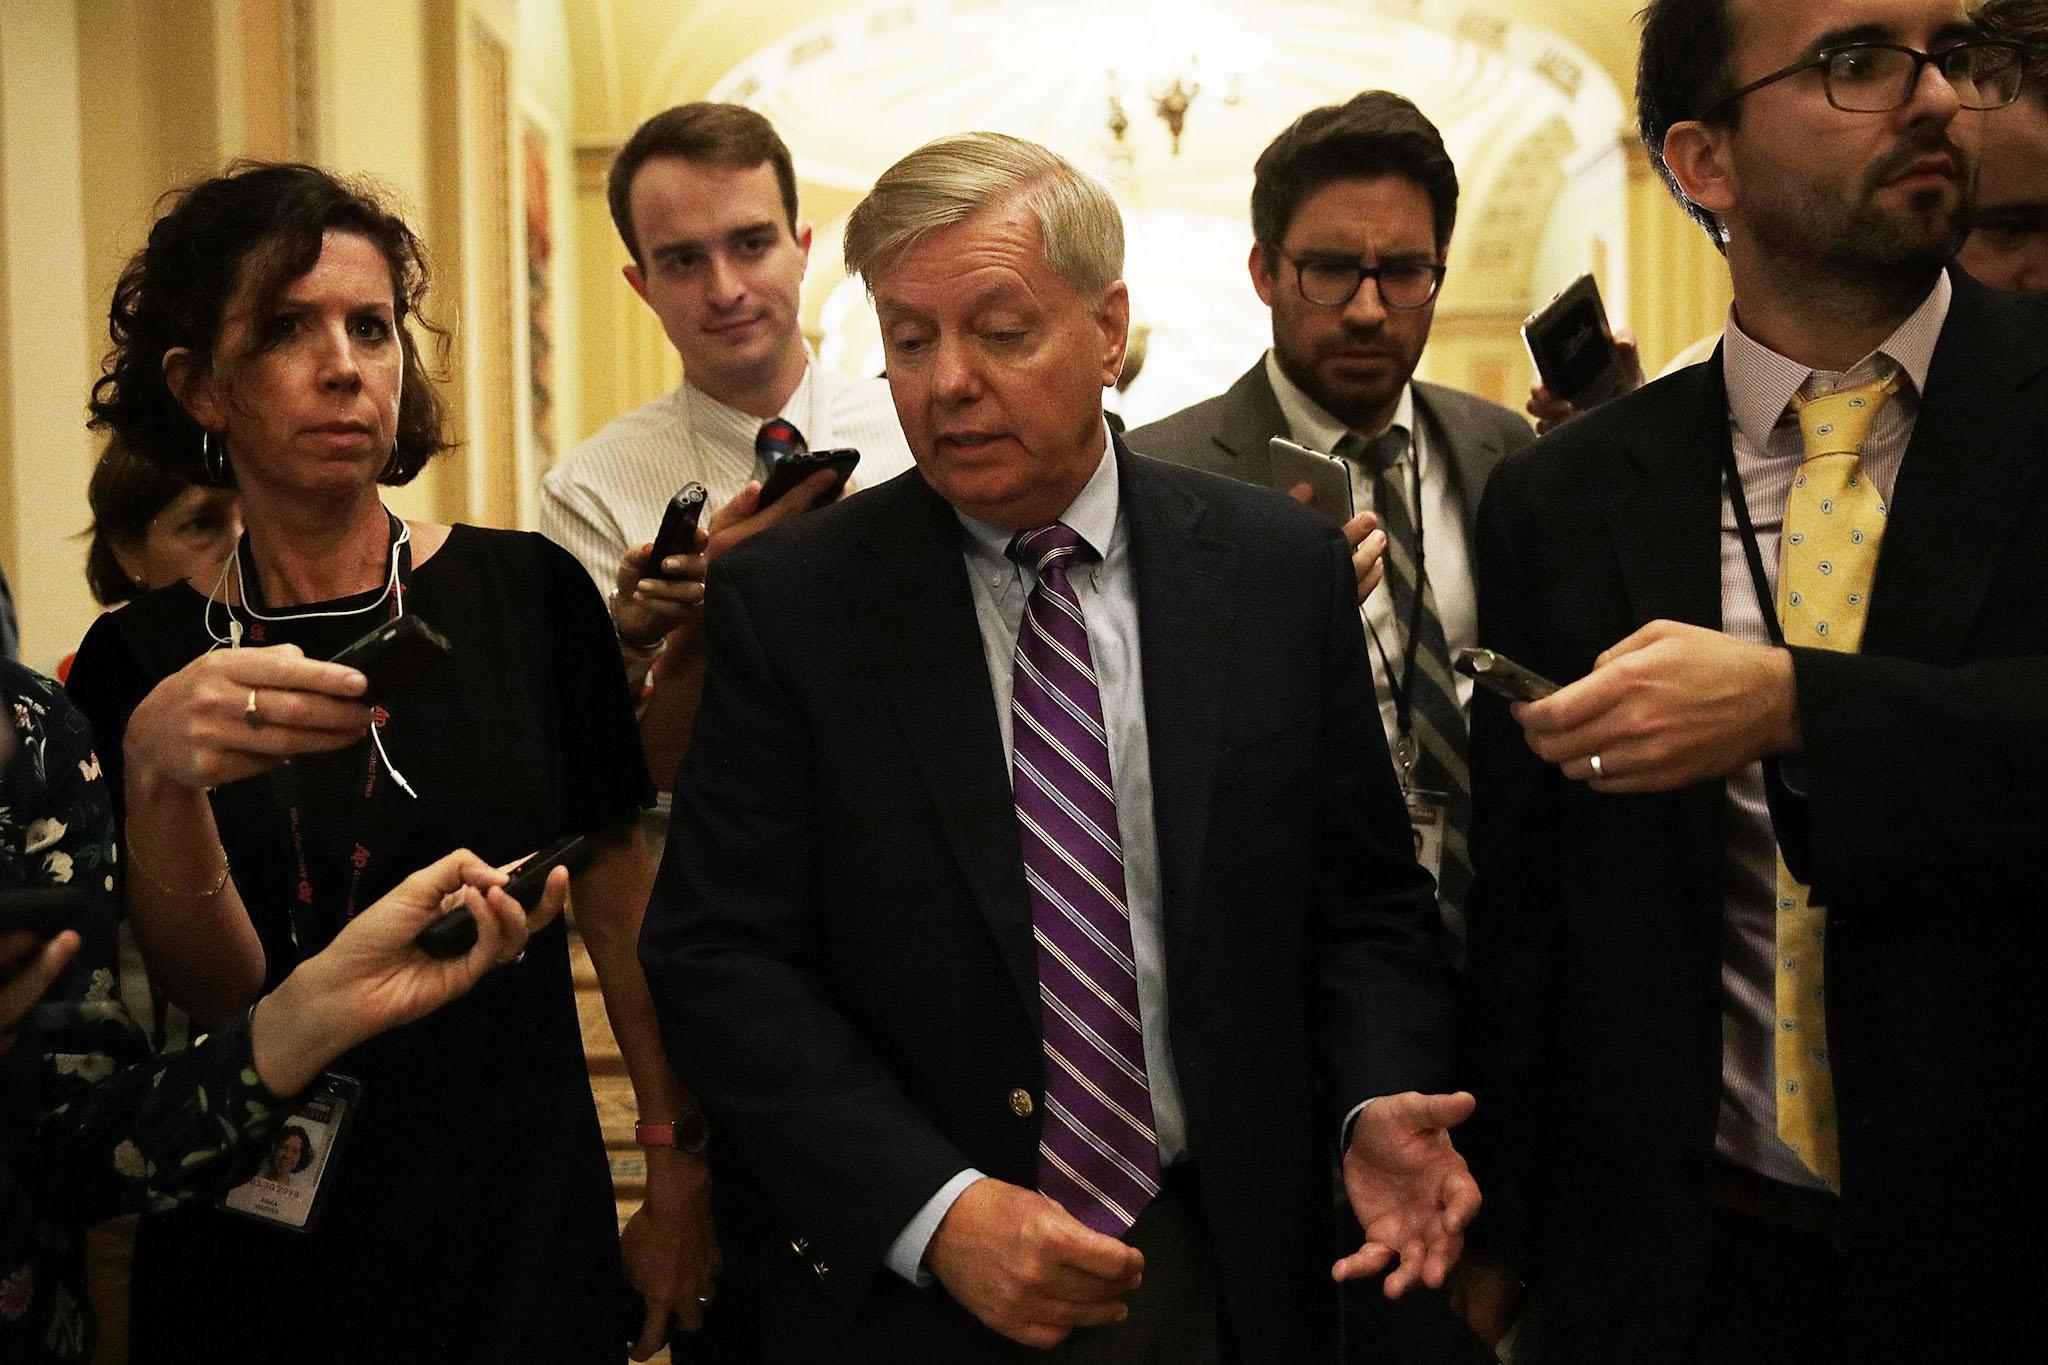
201,430,227,484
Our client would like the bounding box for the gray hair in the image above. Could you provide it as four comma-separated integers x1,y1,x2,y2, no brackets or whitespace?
844,132,1124,298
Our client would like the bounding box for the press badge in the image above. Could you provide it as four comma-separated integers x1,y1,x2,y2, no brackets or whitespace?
1404,788,1447,887
220,1072,360,1233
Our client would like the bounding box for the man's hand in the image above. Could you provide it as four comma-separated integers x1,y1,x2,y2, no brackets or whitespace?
1513,620,1799,793
611,532,708,652
1335,1091,1480,1297
609,468,845,655
704,469,842,560
1448,1254,1524,1348
926,1177,1144,1350
622,1151,720,1360
1526,332,1642,435
1288,484,1387,604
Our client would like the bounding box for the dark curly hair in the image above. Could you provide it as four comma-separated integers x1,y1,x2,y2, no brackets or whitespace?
273,1124,317,1176
88,162,451,488
1250,91,1460,260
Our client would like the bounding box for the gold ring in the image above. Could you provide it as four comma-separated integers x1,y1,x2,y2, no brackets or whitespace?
1589,752,1604,779
243,687,266,729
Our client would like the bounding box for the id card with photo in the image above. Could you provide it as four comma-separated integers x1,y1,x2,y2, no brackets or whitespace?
1404,789,1447,887
220,1072,360,1233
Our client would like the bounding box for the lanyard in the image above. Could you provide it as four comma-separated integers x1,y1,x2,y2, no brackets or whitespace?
1360,434,1429,779
246,517,413,950
1720,435,1789,650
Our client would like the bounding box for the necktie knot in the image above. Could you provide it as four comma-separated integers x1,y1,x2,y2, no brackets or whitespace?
1791,375,1895,461
1008,522,1093,577
756,417,808,463
1335,427,1411,473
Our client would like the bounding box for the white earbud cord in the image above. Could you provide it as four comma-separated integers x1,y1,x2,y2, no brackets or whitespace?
201,513,419,798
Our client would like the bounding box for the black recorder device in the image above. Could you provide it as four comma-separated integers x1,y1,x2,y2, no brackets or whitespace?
1453,648,1560,703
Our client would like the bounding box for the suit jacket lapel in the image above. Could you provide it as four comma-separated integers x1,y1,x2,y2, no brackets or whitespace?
1603,361,1731,884
1206,362,1292,485
1864,274,2048,664
1605,360,1728,635
1412,384,1508,540
1120,440,1237,978
846,478,1039,1013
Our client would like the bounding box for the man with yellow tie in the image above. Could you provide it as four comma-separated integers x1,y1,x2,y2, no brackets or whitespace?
1454,0,2048,1361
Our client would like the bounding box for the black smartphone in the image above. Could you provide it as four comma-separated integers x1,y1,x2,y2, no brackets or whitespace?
1521,274,1632,409
1453,648,1560,703
758,448,860,511
327,614,453,700
0,886,88,938
646,483,708,579
412,833,597,959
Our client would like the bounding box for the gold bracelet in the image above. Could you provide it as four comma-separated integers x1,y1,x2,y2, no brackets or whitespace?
130,847,231,897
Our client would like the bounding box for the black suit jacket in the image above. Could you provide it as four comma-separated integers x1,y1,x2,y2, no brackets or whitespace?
1125,362,1535,541
640,439,1451,1361
1462,273,2048,1363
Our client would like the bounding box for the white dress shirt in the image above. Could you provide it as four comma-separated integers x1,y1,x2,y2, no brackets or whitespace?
1263,353,1479,746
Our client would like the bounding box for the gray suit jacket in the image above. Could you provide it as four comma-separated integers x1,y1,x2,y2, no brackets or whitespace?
1125,361,1534,535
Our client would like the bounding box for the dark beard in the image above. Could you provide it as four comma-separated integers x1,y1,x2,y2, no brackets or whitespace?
1750,134,1975,309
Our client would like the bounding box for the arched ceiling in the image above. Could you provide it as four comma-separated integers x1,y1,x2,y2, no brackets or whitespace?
565,0,1643,146
558,0,1645,411
563,0,1636,306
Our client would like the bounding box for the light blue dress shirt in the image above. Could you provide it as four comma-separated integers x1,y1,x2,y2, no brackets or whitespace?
883,437,1188,1283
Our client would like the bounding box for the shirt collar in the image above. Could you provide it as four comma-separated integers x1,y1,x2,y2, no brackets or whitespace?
1264,349,1415,455
679,355,818,444
957,423,1121,568
1721,272,1950,455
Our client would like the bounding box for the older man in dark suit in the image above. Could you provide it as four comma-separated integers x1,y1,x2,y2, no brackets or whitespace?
639,131,1478,1362
1458,1,2048,1361
1130,93,1533,967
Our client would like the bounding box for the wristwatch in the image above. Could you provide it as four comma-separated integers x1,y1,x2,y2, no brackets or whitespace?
635,1110,710,1156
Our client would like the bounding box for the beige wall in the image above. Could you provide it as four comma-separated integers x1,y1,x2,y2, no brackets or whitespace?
1,1,98,670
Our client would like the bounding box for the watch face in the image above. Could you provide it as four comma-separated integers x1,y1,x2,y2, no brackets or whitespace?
677,1110,711,1155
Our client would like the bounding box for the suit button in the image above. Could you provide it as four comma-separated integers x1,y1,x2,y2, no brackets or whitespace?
1009,1088,1035,1118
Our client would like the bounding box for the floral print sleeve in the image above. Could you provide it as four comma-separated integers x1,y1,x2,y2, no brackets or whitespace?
0,661,286,1361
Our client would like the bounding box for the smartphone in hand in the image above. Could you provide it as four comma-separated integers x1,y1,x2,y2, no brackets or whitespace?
327,615,453,701
1522,274,1632,410
646,483,708,579
412,833,596,959
1267,437,1354,527
758,448,860,511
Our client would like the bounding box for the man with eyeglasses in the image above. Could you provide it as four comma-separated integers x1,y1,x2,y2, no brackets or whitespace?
1456,1,2047,1361
1131,92,1534,976
1962,0,2048,288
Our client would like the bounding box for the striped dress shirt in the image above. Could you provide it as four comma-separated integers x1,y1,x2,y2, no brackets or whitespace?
539,361,915,595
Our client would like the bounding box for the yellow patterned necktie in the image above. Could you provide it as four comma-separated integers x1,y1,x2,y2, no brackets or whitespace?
1773,372,1896,1191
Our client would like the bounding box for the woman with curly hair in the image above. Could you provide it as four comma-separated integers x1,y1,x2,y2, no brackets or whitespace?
65,163,713,1362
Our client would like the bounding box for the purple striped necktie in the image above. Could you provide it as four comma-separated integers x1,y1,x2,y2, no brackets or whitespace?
1008,522,1161,1237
